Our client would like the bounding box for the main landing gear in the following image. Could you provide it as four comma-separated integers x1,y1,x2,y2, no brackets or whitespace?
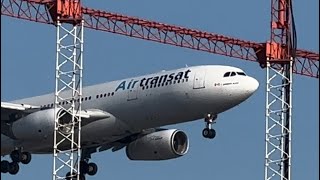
65,148,98,180
202,113,217,139
1,150,32,175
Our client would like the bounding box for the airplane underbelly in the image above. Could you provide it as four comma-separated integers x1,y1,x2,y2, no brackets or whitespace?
133,88,224,128
114,90,209,130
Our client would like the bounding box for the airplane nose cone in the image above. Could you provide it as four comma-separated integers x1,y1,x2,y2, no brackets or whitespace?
247,77,259,93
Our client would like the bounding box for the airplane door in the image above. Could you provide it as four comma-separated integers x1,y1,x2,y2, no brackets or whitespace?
193,70,206,89
127,86,138,101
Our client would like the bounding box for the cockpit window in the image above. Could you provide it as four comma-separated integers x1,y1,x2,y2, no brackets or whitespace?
224,71,246,77
237,72,246,76
223,72,231,77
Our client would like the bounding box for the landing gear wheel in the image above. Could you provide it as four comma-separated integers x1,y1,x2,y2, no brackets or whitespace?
10,150,22,163
1,160,10,173
87,163,98,176
79,173,86,180
65,172,75,180
202,113,218,139
65,172,71,180
66,172,86,180
208,129,216,139
80,161,89,174
65,172,74,180
202,128,210,138
8,162,19,175
20,152,32,164
202,128,216,139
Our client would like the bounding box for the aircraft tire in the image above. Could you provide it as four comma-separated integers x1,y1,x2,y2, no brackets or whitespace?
65,171,73,180
80,161,89,174
87,163,98,176
80,174,86,180
1,160,10,173
66,172,86,180
202,128,210,138
10,150,21,163
208,129,216,139
20,152,32,164
8,162,19,175
202,128,216,139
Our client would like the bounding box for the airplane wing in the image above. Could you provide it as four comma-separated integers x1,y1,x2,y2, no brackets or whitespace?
1,102,110,126
79,109,111,126
1,102,41,121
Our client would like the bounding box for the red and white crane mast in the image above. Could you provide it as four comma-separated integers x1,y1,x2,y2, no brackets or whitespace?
263,0,296,179
49,1,84,179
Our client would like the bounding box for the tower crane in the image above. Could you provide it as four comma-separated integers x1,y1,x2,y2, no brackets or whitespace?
1,0,319,180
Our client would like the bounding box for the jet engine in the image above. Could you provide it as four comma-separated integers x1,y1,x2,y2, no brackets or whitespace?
11,108,71,141
126,129,189,160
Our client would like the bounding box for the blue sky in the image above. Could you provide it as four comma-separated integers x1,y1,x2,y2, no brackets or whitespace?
1,0,318,180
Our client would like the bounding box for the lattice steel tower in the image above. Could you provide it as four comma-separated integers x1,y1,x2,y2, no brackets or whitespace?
264,0,296,179
52,1,84,180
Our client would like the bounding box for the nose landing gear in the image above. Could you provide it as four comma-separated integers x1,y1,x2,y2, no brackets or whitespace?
202,114,217,139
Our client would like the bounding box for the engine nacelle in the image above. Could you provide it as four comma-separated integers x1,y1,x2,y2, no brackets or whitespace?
11,108,70,141
126,129,189,160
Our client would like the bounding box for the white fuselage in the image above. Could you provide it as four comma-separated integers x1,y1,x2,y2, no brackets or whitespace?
1,65,259,155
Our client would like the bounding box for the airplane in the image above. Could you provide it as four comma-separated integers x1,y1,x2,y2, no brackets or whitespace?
1,65,259,179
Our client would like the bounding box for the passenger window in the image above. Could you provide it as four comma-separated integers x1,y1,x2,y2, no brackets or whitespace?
230,72,236,76
223,72,230,77
237,72,246,76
